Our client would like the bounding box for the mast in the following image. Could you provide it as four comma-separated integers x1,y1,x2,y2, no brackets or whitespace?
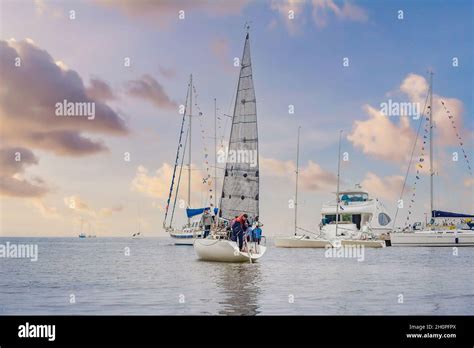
428,71,434,221
294,126,301,235
335,130,343,236
214,98,217,214
188,74,192,226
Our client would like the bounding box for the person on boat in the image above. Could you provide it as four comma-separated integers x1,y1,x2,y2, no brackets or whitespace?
231,214,247,251
253,224,262,245
201,208,213,239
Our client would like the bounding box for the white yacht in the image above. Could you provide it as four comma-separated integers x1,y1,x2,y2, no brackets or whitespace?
274,131,387,249
320,186,393,237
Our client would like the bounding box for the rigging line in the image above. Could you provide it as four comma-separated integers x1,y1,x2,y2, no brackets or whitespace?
170,124,190,228
393,90,430,229
193,84,213,207
163,83,190,227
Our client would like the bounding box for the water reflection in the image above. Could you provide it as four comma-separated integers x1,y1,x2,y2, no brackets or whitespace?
213,263,262,315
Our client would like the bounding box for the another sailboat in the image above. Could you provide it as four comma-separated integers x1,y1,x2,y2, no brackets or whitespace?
391,72,474,246
78,218,86,238
163,75,205,245
275,130,386,248
194,29,267,262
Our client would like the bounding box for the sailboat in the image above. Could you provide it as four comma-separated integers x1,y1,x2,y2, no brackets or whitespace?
194,29,267,262
163,75,205,245
274,130,386,248
78,218,86,238
132,223,142,239
391,72,474,246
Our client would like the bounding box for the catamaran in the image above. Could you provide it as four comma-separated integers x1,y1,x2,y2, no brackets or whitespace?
274,130,386,248
391,72,474,246
194,30,267,262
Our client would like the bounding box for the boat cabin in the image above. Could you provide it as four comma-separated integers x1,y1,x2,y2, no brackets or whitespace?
320,189,392,233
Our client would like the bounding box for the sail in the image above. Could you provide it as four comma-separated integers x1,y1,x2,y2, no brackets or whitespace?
219,33,259,221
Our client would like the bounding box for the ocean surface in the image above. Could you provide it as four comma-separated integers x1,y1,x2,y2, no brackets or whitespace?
1,237,473,315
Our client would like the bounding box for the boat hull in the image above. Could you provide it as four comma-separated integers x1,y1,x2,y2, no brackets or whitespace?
274,236,331,248
194,239,266,262
170,233,203,245
274,236,385,248
391,230,474,246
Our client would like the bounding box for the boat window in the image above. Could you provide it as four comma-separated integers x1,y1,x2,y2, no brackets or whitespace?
378,213,391,226
339,193,368,203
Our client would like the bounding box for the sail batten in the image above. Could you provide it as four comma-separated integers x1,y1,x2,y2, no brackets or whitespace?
219,32,259,221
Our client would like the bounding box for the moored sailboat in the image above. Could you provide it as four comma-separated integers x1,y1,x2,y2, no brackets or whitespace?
391,72,474,246
163,75,205,245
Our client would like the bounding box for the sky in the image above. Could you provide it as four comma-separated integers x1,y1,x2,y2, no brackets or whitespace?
0,0,472,237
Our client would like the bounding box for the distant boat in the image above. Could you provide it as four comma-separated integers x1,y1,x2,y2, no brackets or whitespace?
78,219,86,238
391,73,474,246
132,223,143,239
194,29,267,262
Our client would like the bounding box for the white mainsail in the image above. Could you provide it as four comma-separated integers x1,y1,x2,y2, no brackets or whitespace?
219,32,259,221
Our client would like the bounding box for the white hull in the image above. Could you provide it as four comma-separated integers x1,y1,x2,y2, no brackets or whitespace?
274,235,385,248
194,239,266,262
274,236,331,248
170,232,203,245
391,230,474,246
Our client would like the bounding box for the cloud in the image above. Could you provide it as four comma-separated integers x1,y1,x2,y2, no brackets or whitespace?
210,37,236,73
348,73,470,166
0,39,128,158
347,105,416,163
64,195,90,212
399,73,466,147
270,0,368,33
0,147,49,198
99,205,124,217
131,164,211,206
125,74,177,109
312,0,368,28
63,195,124,217
31,199,59,218
360,172,405,201
261,157,337,191
158,65,177,79
270,0,307,35
94,0,250,28
464,178,474,187
86,77,116,101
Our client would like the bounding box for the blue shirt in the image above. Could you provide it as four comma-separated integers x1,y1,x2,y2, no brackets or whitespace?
253,227,262,239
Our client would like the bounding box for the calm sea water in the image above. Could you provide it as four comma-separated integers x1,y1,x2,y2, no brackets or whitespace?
0,237,473,315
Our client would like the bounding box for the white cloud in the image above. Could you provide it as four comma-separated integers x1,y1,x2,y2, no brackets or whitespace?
360,172,405,201
261,157,337,191
347,105,415,163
